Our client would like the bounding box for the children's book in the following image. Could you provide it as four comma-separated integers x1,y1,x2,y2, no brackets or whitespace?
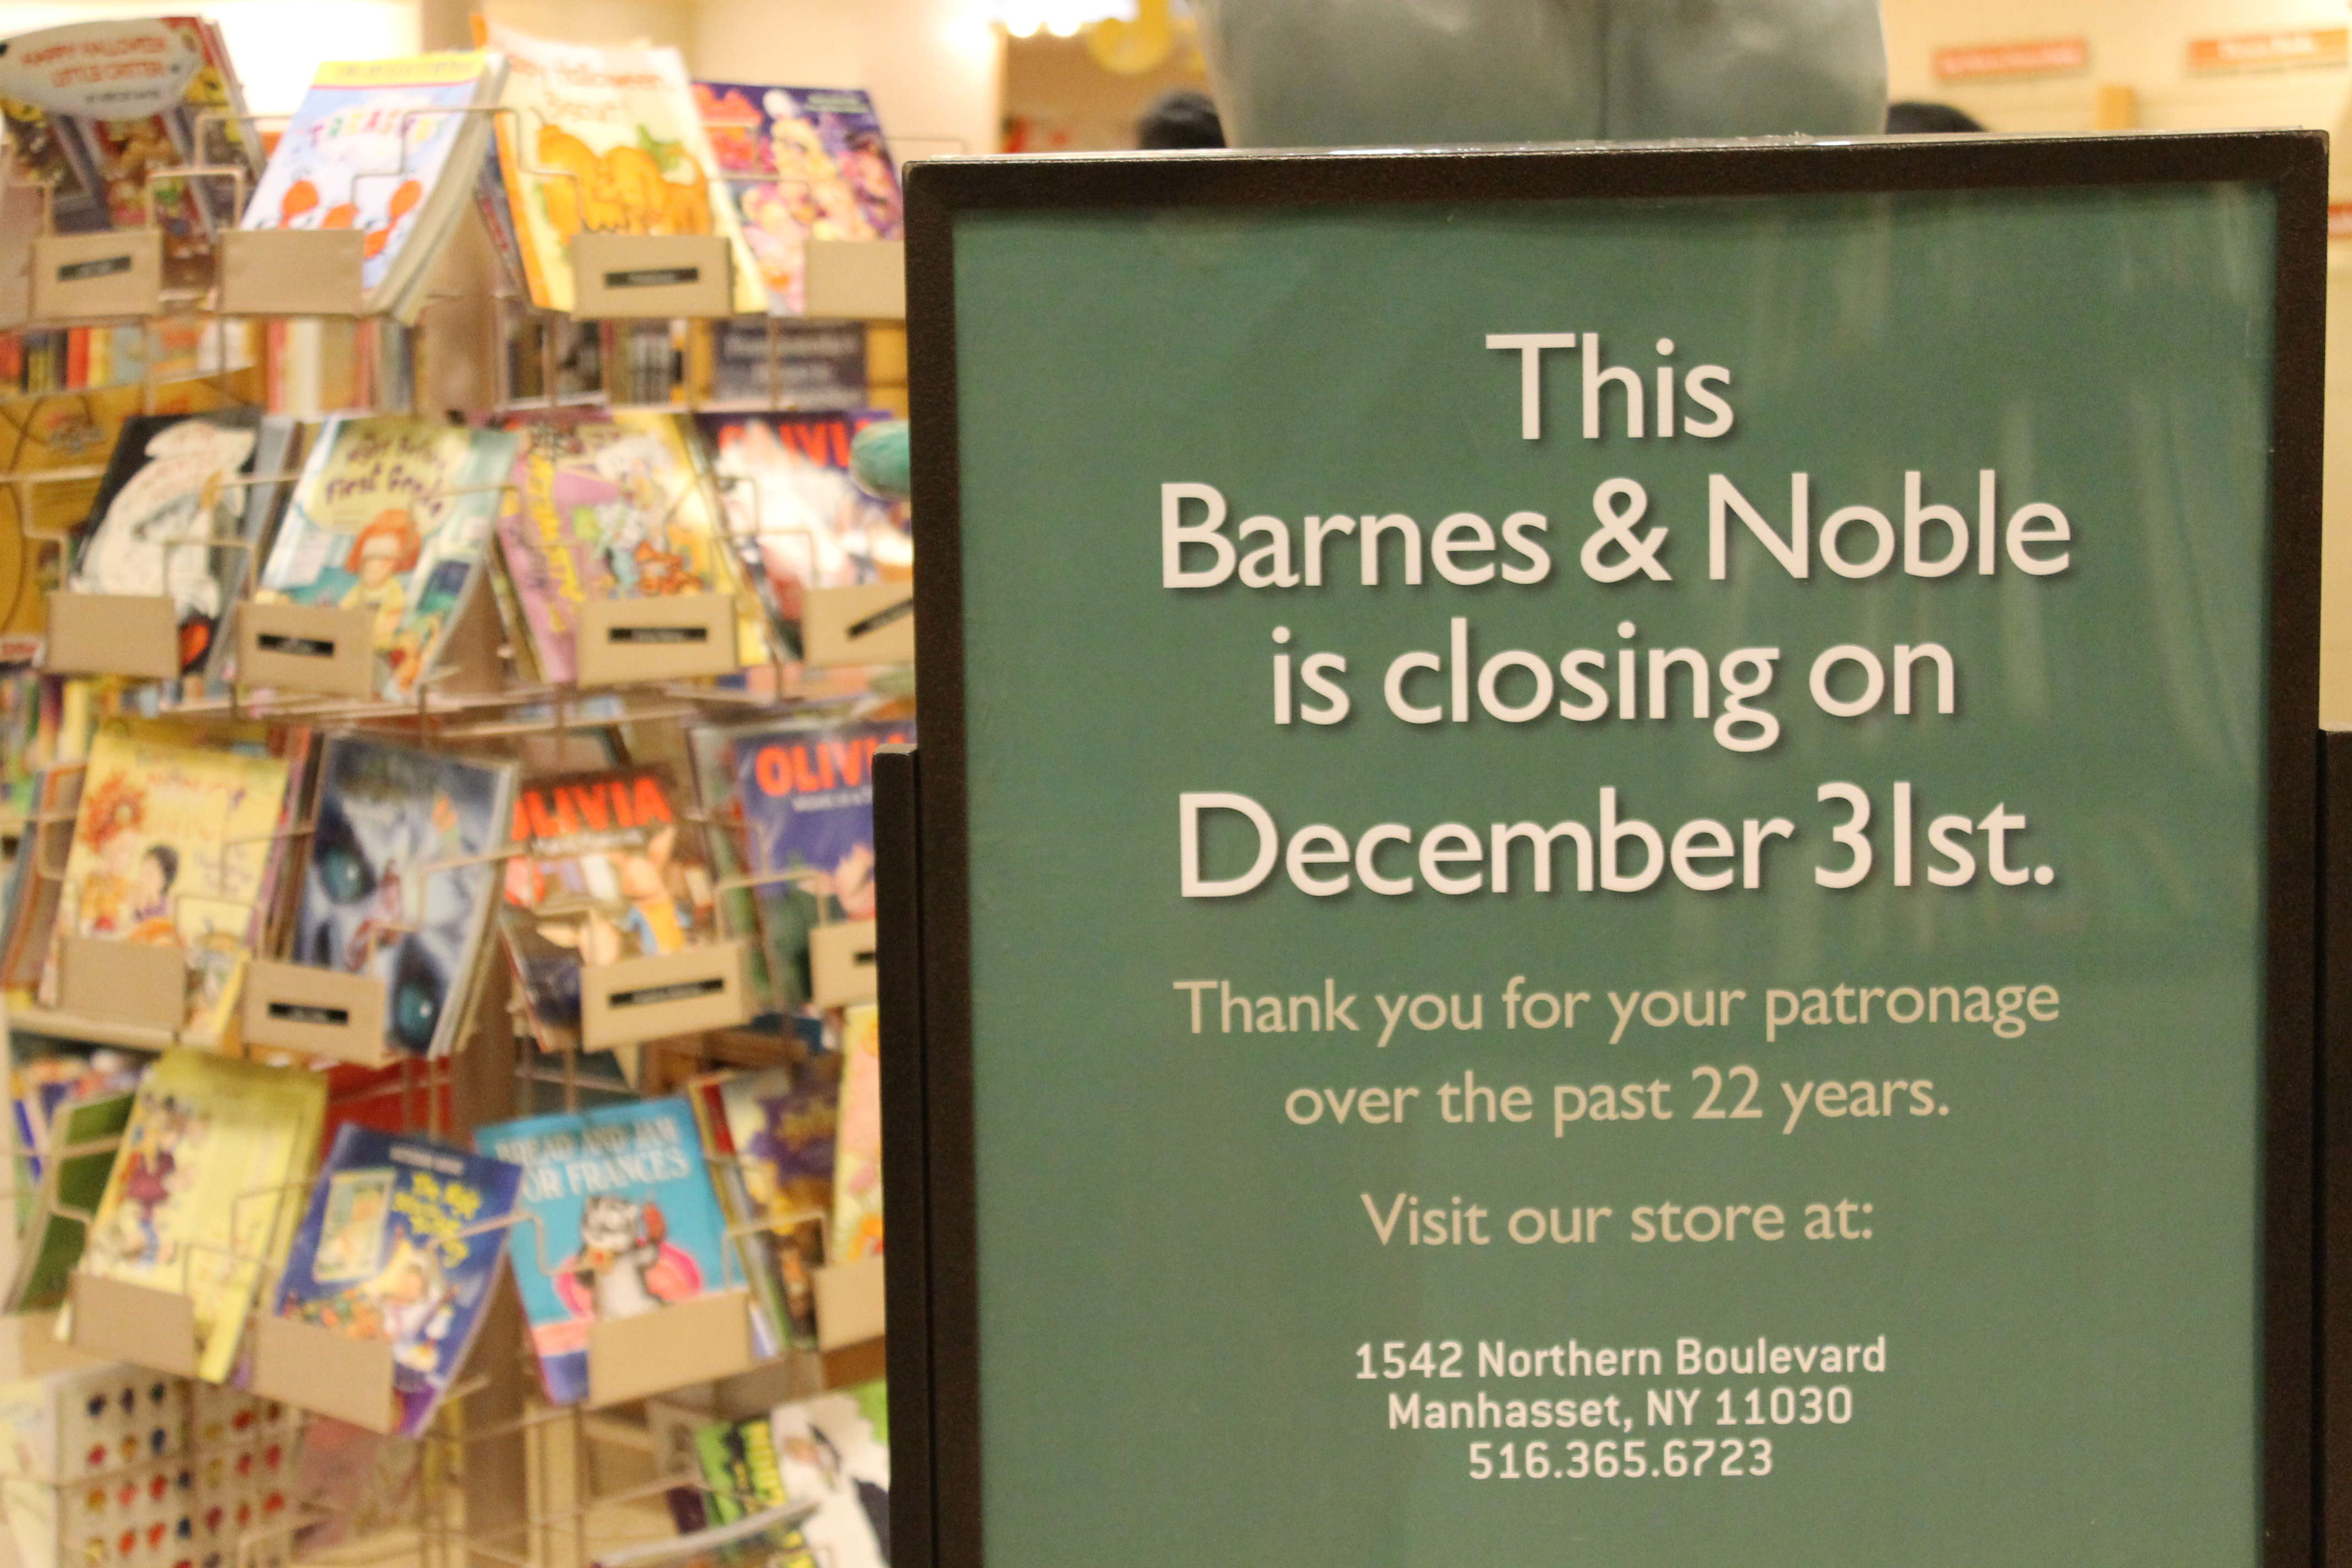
272,1126,524,1436
690,84,900,314
73,1052,328,1384
830,1005,881,1264
293,737,518,1060
253,417,520,700
4,1085,133,1313
492,413,760,683
685,725,776,1011
767,1382,889,1568
728,718,913,1012
472,20,764,317
1,765,82,990
475,1098,733,1406
501,766,718,1052
0,18,260,288
714,1060,835,1346
68,411,297,679
240,54,508,322
36,722,291,1043
698,412,908,658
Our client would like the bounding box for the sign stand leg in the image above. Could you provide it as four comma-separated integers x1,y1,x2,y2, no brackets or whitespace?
876,744,935,1568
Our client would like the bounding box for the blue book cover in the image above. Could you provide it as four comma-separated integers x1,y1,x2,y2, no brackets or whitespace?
476,1098,732,1406
273,1125,524,1436
727,718,913,1014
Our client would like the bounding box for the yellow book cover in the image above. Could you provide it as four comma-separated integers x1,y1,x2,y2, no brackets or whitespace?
473,18,765,315
74,1051,328,1382
36,722,292,1043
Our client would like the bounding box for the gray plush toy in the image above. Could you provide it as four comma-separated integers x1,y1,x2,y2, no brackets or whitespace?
1191,0,1887,148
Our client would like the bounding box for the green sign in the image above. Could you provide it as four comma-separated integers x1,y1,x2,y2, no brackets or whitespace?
892,135,2323,1568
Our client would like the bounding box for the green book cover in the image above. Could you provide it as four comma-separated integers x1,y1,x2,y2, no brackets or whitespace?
5,1090,132,1311
693,1420,749,1525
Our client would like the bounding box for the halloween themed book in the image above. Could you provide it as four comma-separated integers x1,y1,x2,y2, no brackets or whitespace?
253,416,520,700
73,1051,328,1384
500,766,720,1052
293,737,518,1060
475,1098,733,1406
271,1126,524,1436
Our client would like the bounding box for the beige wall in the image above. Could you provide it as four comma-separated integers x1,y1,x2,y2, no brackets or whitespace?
690,0,1003,161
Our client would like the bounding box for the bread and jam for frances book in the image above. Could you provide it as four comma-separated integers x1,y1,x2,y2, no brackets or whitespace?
500,766,720,1052
294,737,517,1060
72,1052,327,1383
240,53,508,322
477,1098,732,1406
730,718,911,1012
272,1126,523,1436
253,417,519,700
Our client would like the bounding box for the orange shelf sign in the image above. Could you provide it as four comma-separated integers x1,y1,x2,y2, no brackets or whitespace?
2189,27,2348,71
1933,37,2088,80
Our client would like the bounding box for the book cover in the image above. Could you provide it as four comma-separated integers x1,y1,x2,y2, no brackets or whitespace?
473,20,764,317
4,1087,133,1314
699,412,908,657
691,84,900,315
499,766,718,1051
253,416,520,700
685,725,776,1011
830,1005,881,1264
290,1417,421,1555
475,1098,733,1407
67,411,286,679
75,1052,328,1384
728,718,912,1012
716,1061,835,1345
272,1126,524,1436
767,1381,888,1568
293,736,518,1060
241,53,506,318
491,413,756,683
37,722,292,1043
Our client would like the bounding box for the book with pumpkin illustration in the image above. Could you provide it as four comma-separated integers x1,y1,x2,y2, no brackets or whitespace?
499,765,720,1053
475,1098,733,1406
271,1126,524,1436
471,19,764,317
240,53,509,323
252,416,519,700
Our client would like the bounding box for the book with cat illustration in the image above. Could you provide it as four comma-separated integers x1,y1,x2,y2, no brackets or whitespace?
292,737,518,1060
475,1097,733,1406
727,717,912,1012
272,1125,524,1436
72,1051,328,1384
252,416,519,700
500,766,719,1052
67,410,297,679
34,720,292,1044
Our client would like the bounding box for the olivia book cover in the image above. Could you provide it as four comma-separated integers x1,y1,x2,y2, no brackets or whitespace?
500,766,720,1052
272,1126,523,1436
727,717,911,1013
73,1052,328,1384
492,412,761,684
36,721,291,1044
292,736,517,1060
472,19,763,317
475,1097,733,1406
690,83,900,315
253,416,519,700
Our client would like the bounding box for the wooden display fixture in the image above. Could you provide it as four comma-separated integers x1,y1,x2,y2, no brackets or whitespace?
46,594,179,679
60,934,184,1032
802,239,905,320
241,960,389,1065
808,920,876,1008
586,1288,757,1406
248,1314,397,1431
570,234,732,319
216,230,365,317
574,592,738,684
236,601,378,697
580,940,749,1049
813,1255,886,1352
31,230,161,320
801,584,913,667
67,1275,198,1376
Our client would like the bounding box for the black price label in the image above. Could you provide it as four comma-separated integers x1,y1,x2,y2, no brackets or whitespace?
605,266,699,288
58,255,133,282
